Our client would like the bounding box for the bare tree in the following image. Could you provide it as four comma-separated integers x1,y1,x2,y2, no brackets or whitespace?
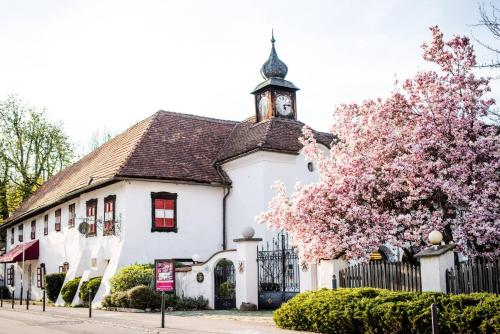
472,3,500,68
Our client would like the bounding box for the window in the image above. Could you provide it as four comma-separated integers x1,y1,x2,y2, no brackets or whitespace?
68,204,76,228
18,224,23,242
44,215,48,235
55,209,61,232
103,195,116,236
86,199,97,236
10,227,14,244
151,192,177,232
31,220,36,240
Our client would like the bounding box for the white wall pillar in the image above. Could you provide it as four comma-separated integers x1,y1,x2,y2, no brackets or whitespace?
415,244,455,293
234,235,261,310
317,258,348,289
299,262,318,292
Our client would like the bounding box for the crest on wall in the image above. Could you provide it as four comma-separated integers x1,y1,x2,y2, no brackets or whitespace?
238,261,245,273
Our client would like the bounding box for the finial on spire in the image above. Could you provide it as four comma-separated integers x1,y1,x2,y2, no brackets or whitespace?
260,30,288,80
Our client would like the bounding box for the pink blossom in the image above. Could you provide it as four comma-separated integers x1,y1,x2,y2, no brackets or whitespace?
257,27,500,262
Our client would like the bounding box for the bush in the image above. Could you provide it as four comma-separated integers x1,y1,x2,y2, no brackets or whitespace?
273,288,500,334
0,286,11,299
127,285,156,310
111,291,129,308
176,296,209,310
110,264,153,292
79,276,102,304
101,294,114,308
45,273,66,302
61,277,81,305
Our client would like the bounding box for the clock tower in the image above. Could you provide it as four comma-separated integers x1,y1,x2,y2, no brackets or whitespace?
252,32,299,122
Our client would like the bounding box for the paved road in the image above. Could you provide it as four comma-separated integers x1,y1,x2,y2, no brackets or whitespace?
0,303,309,334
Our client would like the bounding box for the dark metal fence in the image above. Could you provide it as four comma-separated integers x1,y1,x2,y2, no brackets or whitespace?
257,232,300,309
339,261,421,291
446,258,500,294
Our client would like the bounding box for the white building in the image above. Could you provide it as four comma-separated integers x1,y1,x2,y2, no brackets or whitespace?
0,35,332,307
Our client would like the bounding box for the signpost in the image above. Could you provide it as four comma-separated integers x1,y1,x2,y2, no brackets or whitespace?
154,259,175,329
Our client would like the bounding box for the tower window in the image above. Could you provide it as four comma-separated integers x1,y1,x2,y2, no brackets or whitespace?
307,162,314,172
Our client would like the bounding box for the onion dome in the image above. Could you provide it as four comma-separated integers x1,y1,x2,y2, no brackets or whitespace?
260,31,288,79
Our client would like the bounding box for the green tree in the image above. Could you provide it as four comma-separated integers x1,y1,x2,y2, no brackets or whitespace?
0,94,74,221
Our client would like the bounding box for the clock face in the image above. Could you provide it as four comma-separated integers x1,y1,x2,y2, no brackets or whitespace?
275,94,292,116
258,95,269,119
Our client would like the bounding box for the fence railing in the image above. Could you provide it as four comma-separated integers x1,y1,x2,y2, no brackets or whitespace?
339,261,421,291
446,258,499,294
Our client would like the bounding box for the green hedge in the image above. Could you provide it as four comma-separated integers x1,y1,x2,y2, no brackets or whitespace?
103,287,207,311
0,286,11,299
274,288,500,334
109,264,153,292
45,273,66,302
61,277,81,305
79,276,102,304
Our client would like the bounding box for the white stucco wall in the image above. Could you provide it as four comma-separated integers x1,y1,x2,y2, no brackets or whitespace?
223,148,327,248
4,182,126,302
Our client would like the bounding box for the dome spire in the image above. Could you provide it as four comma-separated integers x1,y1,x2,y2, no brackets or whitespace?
260,30,288,80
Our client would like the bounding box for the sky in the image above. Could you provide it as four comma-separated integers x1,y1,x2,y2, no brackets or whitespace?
0,0,498,151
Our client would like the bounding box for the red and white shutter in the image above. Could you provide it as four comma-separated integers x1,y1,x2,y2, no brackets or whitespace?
155,199,175,228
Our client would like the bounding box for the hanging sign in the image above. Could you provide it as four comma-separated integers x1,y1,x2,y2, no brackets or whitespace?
154,259,175,293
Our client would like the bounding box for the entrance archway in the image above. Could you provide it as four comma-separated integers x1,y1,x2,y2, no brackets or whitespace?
213,259,236,310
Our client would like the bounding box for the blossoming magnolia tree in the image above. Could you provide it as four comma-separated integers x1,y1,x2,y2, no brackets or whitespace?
258,27,500,262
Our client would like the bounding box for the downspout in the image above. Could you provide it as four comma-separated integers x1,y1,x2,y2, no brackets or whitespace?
222,187,231,250
215,163,231,251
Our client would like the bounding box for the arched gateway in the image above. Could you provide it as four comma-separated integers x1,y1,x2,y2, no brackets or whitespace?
213,259,236,310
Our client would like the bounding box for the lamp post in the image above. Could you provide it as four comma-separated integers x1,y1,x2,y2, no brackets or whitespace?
20,227,25,306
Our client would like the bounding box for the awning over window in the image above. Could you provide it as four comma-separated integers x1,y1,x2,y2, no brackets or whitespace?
0,240,39,263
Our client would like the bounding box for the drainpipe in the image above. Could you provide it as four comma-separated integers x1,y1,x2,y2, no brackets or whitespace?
215,163,231,251
222,186,231,250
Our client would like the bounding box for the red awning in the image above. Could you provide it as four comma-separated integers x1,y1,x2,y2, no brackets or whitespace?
0,239,39,263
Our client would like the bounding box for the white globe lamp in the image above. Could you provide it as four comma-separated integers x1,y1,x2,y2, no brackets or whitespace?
428,230,443,248
192,253,200,264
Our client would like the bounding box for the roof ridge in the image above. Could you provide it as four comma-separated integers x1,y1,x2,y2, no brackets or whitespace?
157,110,239,125
116,112,159,175
213,121,241,163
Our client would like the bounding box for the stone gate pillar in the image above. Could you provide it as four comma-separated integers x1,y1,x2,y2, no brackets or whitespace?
317,258,348,289
234,227,262,310
415,244,455,292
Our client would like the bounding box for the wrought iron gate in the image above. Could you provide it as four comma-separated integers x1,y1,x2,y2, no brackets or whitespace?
257,232,300,309
214,259,236,310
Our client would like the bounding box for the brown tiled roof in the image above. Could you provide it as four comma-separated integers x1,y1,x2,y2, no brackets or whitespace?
117,111,237,183
215,116,333,163
4,111,332,226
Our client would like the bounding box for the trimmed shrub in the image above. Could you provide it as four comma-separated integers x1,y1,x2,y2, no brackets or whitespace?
110,264,153,292
0,286,11,299
274,288,500,334
176,296,209,310
111,291,129,308
101,294,114,308
79,276,102,304
127,285,158,310
61,277,81,305
45,273,66,302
